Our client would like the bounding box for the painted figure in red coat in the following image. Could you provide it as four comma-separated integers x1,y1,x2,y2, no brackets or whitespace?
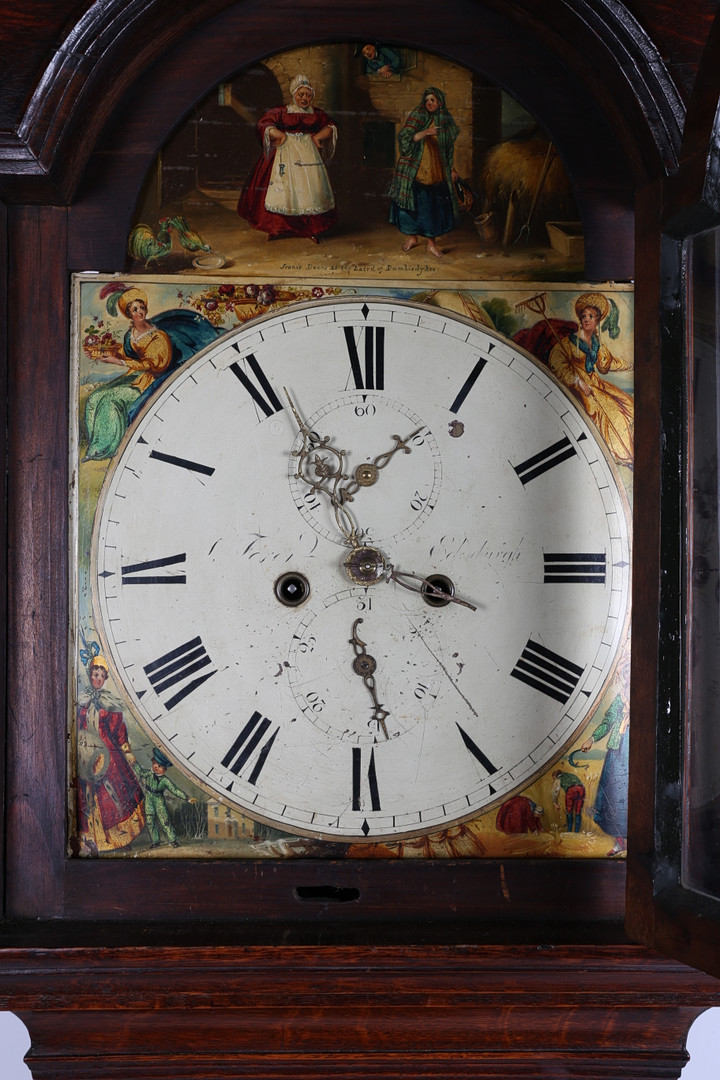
237,74,338,243
496,795,545,834
76,657,145,853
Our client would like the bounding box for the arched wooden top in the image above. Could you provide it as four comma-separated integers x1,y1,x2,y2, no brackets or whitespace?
0,0,686,210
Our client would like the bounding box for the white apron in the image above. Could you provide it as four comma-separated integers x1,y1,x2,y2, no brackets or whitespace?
265,132,335,216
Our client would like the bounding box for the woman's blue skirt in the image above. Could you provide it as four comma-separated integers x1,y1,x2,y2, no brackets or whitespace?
390,181,455,238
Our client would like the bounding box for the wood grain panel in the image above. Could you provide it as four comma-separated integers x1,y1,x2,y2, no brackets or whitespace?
0,945,716,1080
5,205,69,917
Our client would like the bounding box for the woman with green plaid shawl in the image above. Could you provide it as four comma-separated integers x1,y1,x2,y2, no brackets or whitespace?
388,86,460,258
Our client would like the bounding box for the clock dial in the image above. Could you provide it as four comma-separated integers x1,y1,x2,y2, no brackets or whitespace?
92,298,630,841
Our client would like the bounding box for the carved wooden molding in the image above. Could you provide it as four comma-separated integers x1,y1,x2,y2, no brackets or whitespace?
0,0,686,204
1,945,718,1079
0,0,229,201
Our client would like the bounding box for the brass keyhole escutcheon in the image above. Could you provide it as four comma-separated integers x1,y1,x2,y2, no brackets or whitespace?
421,574,456,608
274,571,311,607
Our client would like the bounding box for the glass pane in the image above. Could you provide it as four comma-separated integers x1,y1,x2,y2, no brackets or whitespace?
684,225,720,898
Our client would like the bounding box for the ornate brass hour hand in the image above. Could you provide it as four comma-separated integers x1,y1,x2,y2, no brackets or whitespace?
349,618,390,739
339,428,424,503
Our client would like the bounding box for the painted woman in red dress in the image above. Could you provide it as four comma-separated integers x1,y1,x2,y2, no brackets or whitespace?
237,74,338,243
76,656,145,853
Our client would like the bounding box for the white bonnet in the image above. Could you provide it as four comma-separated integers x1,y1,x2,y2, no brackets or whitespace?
290,74,314,99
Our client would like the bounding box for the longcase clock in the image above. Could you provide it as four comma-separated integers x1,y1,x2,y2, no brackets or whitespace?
2,2,720,1078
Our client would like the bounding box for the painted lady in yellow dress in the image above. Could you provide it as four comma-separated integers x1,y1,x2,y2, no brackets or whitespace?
548,291,633,468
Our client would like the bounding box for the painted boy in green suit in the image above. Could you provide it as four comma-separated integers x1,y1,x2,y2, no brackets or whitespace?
132,747,197,848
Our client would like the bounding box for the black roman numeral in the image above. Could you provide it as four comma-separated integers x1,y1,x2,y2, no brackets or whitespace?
144,636,216,710
344,326,385,390
513,436,577,485
449,355,488,414
510,639,584,704
121,553,187,585
229,352,283,417
352,746,381,812
221,711,278,786
149,449,215,476
456,724,498,775
543,552,606,584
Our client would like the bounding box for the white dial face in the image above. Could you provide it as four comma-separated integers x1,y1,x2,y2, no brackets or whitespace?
92,298,631,841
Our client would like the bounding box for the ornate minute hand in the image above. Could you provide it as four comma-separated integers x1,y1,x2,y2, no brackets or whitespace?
285,387,363,547
349,618,390,739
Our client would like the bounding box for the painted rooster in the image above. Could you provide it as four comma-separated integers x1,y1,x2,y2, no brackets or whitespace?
127,215,211,266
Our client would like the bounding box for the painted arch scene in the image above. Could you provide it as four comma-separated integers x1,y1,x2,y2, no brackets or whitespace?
128,43,584,282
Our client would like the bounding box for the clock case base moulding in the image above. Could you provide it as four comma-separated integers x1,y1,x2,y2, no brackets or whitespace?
1,944,718,1080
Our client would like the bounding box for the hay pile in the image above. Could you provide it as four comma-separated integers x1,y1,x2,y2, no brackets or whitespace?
477,129,576,245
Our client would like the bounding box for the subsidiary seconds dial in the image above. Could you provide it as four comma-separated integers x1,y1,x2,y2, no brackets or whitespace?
92,297,631,841
287,393,442,546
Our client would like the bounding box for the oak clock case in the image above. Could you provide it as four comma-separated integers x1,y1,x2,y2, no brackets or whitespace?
89,296,631,844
